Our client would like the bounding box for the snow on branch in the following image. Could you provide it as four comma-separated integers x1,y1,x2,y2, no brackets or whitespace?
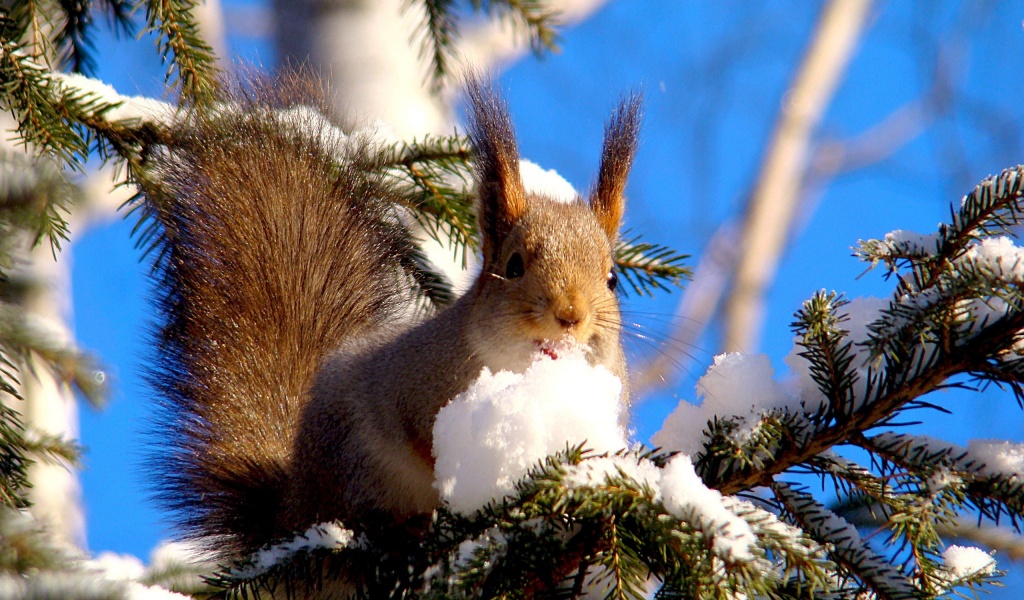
774,482,919,599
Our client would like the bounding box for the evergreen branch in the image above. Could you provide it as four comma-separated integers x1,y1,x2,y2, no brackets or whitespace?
55,0,99,74
139,549,219,597
803,451,892,511
946,166,1024,256
0,151,78,264
857,165,1024,289
20,428,81,467
388,133,474,169
843,507,1024,564
373,134,478,260
0,507,79,573
703,169,1024,497
403,161,478,254
5,0,60,64
400,244,456,309
0,404,32,510
55,0,93,71
0,301,107,407
696,410,818,490
862,433,1024,531
471,0,563,55
791,292,859,420
403,0,563,89
773,482,918,600
407,0,460,90
704,320,1002,496
139,0,219,104
0,37,90,169
614,235,690,297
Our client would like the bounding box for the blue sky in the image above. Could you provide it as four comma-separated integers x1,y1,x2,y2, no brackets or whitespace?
69,0,1024,592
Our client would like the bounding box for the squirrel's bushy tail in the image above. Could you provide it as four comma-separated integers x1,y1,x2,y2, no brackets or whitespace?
146,78,412,556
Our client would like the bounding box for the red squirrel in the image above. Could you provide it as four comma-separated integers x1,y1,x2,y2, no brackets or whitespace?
147,73,640,574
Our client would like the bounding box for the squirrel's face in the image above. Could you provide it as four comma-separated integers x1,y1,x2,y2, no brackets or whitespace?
463,77,638,393
467,196,624,379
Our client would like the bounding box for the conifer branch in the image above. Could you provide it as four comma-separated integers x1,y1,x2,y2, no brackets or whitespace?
774,482,919,600
406,0,563,89
696,167,1024,506
139,0,219,104
472,0,562,55
0,404,33,510
375,134,478,261
614,235,691,297
862,433,1024,530
409,0,459,90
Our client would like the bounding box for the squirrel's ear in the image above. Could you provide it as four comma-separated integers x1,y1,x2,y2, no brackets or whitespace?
590,93,642,242
466,75,527,264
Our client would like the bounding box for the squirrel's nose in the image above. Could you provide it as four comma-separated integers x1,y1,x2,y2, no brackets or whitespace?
553,302,585,330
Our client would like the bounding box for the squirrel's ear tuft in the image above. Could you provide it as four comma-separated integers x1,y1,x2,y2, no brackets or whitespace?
590,93,642,242
466,75,527,264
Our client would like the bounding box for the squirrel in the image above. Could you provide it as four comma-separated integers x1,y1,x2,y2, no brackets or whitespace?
146,73,641,575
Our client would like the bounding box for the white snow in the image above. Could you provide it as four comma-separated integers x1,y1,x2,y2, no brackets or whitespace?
965,439,1024,479
84,551,191,600
785,296,889,413
942,545,996,578
122,581,192,600
0,574,189,600
873,433,1023,481
652,352,797,456
653,318,927,457
453,527,507,569
273,104,358,160
659,455,756,561
948,236,1024,350
59,73,177,125
147,540,212,572
87,551,145,581
960,236,1024,281
562,454,661,493
519,159,579,203
883,229,941,255
144,540,214,593
230,521,357,579
432,346,627,514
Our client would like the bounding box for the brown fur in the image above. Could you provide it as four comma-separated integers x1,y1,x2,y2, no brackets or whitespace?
149,74,641,579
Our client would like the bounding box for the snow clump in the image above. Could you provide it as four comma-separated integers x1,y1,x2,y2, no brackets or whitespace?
433,349,764,564
432,345,627,514
230,521,357,579
942,545,996,578
659,455,757,561
965,439,1024,479
519,159,579,203
652,352,797,456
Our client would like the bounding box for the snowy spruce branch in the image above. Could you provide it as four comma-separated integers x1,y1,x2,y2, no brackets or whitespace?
13,69,687,303
692,165,1024,499
75,170,1022,600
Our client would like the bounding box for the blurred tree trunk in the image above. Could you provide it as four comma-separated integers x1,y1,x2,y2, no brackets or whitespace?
272,0,446,137
271,0,610,136
722,0,873,353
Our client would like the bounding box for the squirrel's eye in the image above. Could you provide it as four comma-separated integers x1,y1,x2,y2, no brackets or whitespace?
607,269,618,291
505,252,525,279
